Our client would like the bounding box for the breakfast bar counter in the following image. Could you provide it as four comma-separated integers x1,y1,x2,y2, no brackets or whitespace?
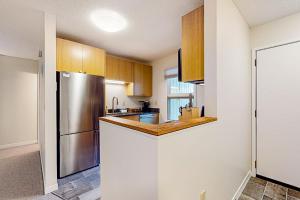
99,116,217,200
99,116,217,136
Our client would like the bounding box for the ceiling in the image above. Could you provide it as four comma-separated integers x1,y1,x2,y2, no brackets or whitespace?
3,0,300,62
1,0,203,62
0,2,43,59
233,0,300,27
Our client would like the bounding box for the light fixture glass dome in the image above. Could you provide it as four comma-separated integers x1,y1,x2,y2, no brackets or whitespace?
90,9,127,32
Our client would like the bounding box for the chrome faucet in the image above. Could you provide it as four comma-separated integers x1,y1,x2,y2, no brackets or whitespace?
112,97,119,113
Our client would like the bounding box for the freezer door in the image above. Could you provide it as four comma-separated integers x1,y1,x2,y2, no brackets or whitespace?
59,131,99,178
59,72,104,135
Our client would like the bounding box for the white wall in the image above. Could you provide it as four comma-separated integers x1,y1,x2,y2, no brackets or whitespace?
101,0,252,199
39,13,58,193
0,4,43,60
251,12,300,48
250,7,300,176
105,83,147,109
151,53,205,122
151,53,178,122
0,55,38,149
158,0,252,199
204,0,217,117
100,121,158,200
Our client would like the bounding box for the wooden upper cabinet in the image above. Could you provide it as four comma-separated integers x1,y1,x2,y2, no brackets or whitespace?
56,38,106,76
106,55,120,81
119,59,133,83
143,65,152,97
83,45,106,76
127,63,152,97
132,63,144,96
57,38,83,73
106,55,133,82
181,6,204,82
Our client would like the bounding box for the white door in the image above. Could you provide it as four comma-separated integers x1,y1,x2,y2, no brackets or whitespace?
257,41,300,188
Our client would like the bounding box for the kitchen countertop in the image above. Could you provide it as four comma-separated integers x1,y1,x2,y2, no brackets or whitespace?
106,108,160,117
106,112,158,117
99,116,217,136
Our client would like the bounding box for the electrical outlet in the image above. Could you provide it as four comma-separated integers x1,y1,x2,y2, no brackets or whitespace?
200,191,206,200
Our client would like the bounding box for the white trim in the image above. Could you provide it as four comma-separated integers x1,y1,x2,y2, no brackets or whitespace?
0,140,38,150
44,183,58,194
232,170,252,200
253,38,300,52
251,49,257,177
251,39,300,177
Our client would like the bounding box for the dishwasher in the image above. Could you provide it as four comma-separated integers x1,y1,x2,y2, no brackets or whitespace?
139,113,159,124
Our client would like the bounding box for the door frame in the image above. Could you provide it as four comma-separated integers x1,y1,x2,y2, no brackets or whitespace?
251,39,300,177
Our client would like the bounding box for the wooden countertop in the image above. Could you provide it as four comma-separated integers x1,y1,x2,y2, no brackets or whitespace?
99,116,217,136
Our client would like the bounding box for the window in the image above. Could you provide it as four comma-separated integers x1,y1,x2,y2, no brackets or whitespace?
166,68,196,120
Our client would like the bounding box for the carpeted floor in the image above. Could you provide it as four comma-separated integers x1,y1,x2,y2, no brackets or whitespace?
0,144,101,200
0,144,44,200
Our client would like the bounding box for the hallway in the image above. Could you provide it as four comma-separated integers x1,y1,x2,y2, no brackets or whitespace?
0,144,101,200
0,144,45,199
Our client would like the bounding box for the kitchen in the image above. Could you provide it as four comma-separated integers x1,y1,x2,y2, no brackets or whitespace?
2,0,300,200
56,5,205,179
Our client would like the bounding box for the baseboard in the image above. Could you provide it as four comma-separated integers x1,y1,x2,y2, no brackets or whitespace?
232,170,252,200
44,183,58,194
0,140,38,150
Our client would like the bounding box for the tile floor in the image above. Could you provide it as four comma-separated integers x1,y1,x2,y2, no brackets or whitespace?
52,166,101,200
239,177,300,200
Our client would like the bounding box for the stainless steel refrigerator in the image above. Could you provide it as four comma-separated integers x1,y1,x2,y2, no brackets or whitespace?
57,72,104,178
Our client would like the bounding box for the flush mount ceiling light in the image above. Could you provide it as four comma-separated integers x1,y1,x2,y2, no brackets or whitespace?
90,9,127,32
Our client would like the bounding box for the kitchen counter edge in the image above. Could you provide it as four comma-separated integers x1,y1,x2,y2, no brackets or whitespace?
99,116,217,136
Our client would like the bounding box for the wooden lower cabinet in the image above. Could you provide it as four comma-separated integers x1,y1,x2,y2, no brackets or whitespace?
119,115,140,121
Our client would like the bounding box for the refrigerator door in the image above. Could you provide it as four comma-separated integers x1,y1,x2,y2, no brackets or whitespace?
57,72,104,177
59,131,99,178
59,72,104,135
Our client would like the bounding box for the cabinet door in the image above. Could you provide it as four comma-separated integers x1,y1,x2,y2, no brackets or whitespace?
119,115,140,121
119,59,133,82
143,65,152,97
133,63,144,96
106,55,120,80
127,63,152,97
56,38,83,73
181,6,204,82
83,45,106,76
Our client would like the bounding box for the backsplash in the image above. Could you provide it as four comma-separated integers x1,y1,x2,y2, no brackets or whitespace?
105,83,149,109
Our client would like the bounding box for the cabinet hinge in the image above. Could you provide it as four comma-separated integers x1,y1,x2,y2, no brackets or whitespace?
255,110,257,118
255,160,257,169
255,59,257,67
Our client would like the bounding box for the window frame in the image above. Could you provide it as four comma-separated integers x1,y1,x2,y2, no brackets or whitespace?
166,73,197,120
